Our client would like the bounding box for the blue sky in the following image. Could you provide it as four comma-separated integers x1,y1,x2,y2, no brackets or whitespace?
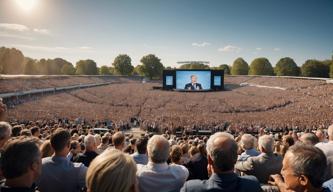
0,0,332,67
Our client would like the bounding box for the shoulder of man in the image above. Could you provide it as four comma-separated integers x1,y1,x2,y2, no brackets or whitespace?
180,179,208,192
237,175,262,191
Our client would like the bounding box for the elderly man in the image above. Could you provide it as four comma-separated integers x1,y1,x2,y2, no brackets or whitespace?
235,135,282,184
316,124,333,179
76,134,98,167
137,135,189,192
39,128,87,192
0,138,42,192
299,132,319,145
316,124,333,157
238,134,260,161
0,99,6,121
0,122,12,149
270,144,329,192
181,132,261,192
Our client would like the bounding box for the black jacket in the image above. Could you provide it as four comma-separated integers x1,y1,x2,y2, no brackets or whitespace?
184,83,203,90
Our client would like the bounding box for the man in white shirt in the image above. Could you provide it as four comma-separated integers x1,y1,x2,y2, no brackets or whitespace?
315,124,333,179
137,135,189,192
315,124,333,157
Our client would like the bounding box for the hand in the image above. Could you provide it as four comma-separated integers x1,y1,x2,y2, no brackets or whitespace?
269,174,289,192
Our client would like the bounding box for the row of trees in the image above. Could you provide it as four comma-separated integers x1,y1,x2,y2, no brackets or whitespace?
228,57,333,78
0,46,332,78
0,47,165,79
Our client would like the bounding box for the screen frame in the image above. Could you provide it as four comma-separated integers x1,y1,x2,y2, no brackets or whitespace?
162,69,224,91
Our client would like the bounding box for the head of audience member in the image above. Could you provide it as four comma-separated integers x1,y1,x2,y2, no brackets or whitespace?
30,127,40,138
327,124,333,141
147,135,170,164
112,132,125,150
85,134,97,152
189,146,199,157
136,137,148,155
70,140,81,156
258,135,274,154
20,129,32,137
94,134,101,147
170,145,183,164
280,144,327,192
299,133,319,146
0,121,12,149
206,132,238,174
1,138,42,188
50,128,71,157
240,134,256,151
40,140,54,158
198,143,207,157
100,136,109,146
11,125,22,137
86,149,137,192
315,129,326,142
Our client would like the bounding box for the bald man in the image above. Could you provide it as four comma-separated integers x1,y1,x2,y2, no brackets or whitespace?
137,135,189,192
181,132,261,192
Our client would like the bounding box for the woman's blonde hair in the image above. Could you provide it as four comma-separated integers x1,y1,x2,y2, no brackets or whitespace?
86,149,137,192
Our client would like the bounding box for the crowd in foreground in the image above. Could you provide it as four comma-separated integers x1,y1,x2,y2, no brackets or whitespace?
1,101,333,192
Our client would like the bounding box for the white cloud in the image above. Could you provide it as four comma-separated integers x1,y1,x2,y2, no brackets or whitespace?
273,48,280,51
11,44,94,53
79,46,93,50
0,23,29,32
33,28,50,35
0,32,34,40
256,47,262,51
192,42,211,47
218,45,241,53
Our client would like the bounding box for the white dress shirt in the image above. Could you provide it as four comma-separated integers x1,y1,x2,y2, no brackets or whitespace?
137,161,189,192
316,141,333,157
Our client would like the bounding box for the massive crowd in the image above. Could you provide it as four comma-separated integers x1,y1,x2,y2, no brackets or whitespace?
1,99,333,192
5,76,333,131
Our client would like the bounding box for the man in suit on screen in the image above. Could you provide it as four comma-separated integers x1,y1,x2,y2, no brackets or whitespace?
184,75,203,90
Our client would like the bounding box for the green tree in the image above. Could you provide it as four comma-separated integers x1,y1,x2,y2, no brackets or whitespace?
249,57,274,75
231,58,249,75
301,59,329,77
275,57,300,76
0,47,25,74
140,54,164,79
133,65,145,76
23,57,38,75
75,59,98,75
61,63,76,75
112,54,133,75
219,64,231,74
100,65,112,75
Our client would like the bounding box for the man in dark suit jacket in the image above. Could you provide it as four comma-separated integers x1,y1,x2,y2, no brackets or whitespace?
184,75,203,90
181,132,262,192
75,134,98,167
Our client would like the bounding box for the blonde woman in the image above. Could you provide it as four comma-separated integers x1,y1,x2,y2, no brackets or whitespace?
86,149,138,192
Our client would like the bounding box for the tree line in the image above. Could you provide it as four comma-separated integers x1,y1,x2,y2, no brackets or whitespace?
0,47,164,79
177,57,333,78
0,46,332,78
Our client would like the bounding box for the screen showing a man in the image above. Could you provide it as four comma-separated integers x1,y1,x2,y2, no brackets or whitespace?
184,75,202,90
176,70,211,90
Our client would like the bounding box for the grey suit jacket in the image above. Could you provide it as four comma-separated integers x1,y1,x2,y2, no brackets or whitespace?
181,173,262,192
235,153,282,184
